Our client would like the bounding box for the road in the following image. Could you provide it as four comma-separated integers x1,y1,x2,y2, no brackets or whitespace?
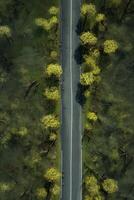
61,0,82,200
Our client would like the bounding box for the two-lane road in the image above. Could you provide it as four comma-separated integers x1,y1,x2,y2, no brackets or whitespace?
61,0,82,199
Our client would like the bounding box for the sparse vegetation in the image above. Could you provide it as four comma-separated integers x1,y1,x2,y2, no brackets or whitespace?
80,0,134,199
0,0,61,199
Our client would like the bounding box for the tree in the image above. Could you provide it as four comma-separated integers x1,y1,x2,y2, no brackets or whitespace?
50,51,58,60
44,168,61,182
49,6,59,15
0,182,14,192
0,25,11,38
85,176,100,196
41,115,60,129
96,13,106,23
80,72,94,85
84,56,97,68
87,112,98,122
36,187,47,199
81,3,96,16
104,40,118,54
49,16,58,27
45,63,62,78
35,18,51,31
80,32,97,45
43,87,60,101
18,127,28,137
102,178,118,193
49,133,57,141
52,184,60,196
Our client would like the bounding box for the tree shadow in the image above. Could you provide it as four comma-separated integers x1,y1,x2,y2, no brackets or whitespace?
74,45,84,65
76,18,83,35
75,83,87,106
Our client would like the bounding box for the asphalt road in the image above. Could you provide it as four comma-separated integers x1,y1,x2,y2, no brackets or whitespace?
61,0,82,200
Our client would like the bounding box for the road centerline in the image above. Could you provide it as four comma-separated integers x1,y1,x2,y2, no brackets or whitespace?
69,0,73,199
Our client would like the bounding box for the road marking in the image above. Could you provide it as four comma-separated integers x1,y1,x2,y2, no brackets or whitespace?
69,0,73,199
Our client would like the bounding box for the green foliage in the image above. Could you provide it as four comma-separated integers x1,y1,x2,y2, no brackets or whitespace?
41,114,60,129
36,187,47,199
0,182,14,192
45,63,62,78
80,72,95,85
35,18,51,31
80,32,97,45
44,168,61,182
0,25,11,37
49,6,59,15
52,184,60,196
43,87,60,101
104,40,118,54
87,112,98,122
81,3,96,16
96,14,106,22
85,176,100,196
102,179,118,193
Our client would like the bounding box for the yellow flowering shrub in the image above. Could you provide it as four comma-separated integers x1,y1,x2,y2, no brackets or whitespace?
104,40,118,54
45,63,62,78
44,168,61,182
102,179,118,193
49,6,59,15
80,72,94,85
41,115,60,129
80,32,97,45
87,112,98,121
43,87,60,101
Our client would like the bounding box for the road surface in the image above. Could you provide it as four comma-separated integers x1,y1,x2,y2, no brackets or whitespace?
61,0,82,200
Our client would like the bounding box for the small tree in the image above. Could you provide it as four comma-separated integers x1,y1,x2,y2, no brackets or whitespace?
96,13,106,23
84,56,96,68
80,72,94,85
0,25,11,38
36,187,47,199
49,6,59,15
85,176,100,196
52,184,60,196
102,178,118,193
45,63,62,79
41,115,60,129
80,32,97,45
44,168,61,182
49,16,58,27
35,18,51,31
81,3,96,17
43,87,60,101
50,51,58,60
87,112,98,122
49,133,57,141
18,127,28,137
0,182,14,192
104,40,118,54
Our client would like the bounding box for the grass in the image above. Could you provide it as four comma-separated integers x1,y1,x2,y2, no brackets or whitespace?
0,0,61,199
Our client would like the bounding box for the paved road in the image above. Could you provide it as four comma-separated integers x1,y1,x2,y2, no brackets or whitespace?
61,0,82,200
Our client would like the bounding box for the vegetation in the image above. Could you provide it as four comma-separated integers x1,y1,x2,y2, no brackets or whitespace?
0,0,61,199
80,0,134,199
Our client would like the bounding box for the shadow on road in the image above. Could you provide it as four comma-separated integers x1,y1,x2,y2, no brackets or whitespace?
75,83,87,106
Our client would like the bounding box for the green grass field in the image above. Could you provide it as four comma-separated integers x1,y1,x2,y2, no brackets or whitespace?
0,0,61,199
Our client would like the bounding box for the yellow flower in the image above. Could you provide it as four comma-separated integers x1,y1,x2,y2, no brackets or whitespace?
104,40,118,54
96,13,106,22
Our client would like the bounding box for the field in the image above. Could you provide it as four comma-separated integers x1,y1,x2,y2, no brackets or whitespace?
0,0,61,199
80,1,134,199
